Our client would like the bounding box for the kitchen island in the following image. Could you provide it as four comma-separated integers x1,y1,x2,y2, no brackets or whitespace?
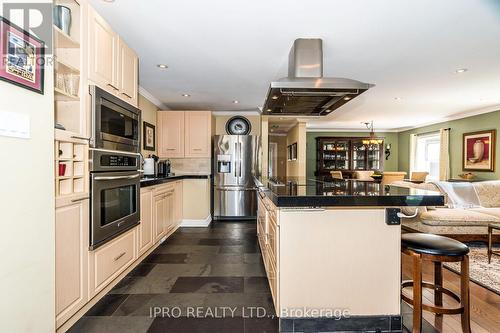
255,176,444,332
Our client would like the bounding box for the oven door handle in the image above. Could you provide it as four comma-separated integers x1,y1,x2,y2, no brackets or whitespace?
94,174,141,181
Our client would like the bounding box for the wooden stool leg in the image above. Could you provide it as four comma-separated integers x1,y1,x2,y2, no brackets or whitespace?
434,261,443,308
460,255,472,333
412,254,423,333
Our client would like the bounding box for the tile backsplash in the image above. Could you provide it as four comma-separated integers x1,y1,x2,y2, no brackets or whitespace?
169,158,211,175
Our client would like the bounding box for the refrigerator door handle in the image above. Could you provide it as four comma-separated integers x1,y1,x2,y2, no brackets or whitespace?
234,142,239,178
238,142,242,178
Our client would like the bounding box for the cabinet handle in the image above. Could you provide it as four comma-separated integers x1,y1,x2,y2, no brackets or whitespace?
166,148,176,151
70,135,90,142
121,92,132,98
107,83,119,91
71,196,89,203
114,252,126,261
193,148,202,151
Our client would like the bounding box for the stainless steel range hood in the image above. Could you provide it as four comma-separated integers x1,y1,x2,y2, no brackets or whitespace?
262,39,374,116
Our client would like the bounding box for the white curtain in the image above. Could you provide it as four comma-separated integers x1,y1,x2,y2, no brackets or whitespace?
409,134,417,174
439,128,450,181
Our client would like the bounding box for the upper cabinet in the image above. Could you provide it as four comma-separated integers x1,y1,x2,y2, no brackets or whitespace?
185,111,212,158
158,111,211,158
158,111,185,158
117,38,139,106
87,6,138,107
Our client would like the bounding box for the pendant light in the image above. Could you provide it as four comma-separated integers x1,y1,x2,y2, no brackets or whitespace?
362,121,383,146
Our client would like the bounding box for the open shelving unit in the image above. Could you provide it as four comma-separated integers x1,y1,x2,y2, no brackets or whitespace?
53,0,88,199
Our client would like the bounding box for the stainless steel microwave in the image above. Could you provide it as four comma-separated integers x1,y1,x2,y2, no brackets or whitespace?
90,85,141,153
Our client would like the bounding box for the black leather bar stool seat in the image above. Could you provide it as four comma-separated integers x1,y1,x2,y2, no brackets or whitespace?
401,233,471,333
402,233,469,257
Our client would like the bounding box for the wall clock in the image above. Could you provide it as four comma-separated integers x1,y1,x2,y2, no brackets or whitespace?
226,116,252,135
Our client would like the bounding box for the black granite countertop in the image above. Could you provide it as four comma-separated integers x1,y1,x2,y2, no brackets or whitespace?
140,174,210,187
255,176,444,207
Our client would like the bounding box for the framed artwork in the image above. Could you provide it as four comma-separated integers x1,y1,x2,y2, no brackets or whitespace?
287,143,297,161
143,122,156,151
0,16,45,94
463,130,496,172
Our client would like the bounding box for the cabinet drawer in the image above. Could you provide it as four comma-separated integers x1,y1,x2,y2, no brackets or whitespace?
90,229,136,295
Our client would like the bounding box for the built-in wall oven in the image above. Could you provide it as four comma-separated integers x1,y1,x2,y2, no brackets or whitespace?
90,149,141,249
90,85,141,153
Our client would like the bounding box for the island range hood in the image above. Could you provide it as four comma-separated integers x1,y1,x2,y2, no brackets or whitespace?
262,39,374,116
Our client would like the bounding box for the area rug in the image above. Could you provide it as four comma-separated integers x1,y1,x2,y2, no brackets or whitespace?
443,244,500,295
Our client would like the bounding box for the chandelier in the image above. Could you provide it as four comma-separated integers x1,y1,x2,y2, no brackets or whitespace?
362,121,383,145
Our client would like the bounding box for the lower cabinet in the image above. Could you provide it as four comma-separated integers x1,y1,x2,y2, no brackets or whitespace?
138,188,153,257
88,228,137,298
55,198,89,327
153,184,175,243
174,180,183,227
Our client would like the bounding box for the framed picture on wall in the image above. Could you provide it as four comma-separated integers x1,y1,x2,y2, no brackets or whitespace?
143,122,156,151
463,130,496,171
0,16,45,94
287,143,297,161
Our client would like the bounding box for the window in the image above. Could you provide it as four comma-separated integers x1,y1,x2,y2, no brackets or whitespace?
411,132,441,181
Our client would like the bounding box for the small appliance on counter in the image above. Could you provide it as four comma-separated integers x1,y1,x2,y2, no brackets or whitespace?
157,159,171,177
143,154,159,177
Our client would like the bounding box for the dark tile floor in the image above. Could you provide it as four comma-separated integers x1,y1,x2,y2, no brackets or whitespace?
69,221,432,333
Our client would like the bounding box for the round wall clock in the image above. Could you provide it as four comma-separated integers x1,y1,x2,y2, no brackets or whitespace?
226,116,252,135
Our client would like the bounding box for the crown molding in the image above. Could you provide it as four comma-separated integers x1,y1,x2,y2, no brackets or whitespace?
306,128,399,133
138,86,168,109
392,105,500,132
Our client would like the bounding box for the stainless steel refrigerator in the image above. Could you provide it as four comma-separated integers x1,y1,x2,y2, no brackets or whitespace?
213,135,261,220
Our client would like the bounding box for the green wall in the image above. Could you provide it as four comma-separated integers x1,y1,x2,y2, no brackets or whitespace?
398,110,500,181
306,131,400,177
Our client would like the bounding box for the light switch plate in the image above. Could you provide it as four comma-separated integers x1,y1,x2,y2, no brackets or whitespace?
0,111,30,139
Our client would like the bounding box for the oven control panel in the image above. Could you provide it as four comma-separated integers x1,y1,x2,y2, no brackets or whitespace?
101,155,138,167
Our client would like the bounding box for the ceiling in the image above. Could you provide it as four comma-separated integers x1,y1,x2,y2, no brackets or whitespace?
89,0,500,131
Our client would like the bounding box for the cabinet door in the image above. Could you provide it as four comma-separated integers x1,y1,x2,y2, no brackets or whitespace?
138,189,153,256
174,181,183,227
184,111,212,158
157,111,185,158
153,193,166,243
165,190,175,233
88,6,118,92
117,37,138,106
55,199,89,327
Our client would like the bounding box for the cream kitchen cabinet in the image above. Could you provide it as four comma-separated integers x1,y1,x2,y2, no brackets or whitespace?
138,187,153,257
117,37,138,106
157,111,211,158
184,111,212,157
88,5,138,106
157,111,185,158
55,197,89,328
153,185,175,243
173,180,183,227
87,5,118,92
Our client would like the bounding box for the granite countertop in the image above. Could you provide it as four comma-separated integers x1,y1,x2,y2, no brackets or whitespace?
140,174,210,187
255,176,445,207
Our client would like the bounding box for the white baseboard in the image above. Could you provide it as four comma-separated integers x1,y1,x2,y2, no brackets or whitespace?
180,215,212,227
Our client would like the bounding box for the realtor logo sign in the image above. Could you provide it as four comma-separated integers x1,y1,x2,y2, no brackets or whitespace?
2,2,53,52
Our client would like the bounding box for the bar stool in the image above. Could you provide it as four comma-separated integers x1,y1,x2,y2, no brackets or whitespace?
401,233,471,333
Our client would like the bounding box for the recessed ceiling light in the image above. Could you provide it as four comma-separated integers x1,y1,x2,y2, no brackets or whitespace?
181,94,190,97
394,97,401,100
232,100,239,104
102,0,115,2
343,96,351,101
455,68,468,73
157,64,168,69
266,108,272,112
272,95,279,100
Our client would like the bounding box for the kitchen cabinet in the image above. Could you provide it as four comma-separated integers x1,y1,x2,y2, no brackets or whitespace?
138,188,153,257
184,111,212,157
153,185,175,243
88,228,137,297
157,111,185,158
173,180,183,227
55,197,89,327
87,5,118,92
87,5,138,106
117,37,138,106
157,111,211,158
